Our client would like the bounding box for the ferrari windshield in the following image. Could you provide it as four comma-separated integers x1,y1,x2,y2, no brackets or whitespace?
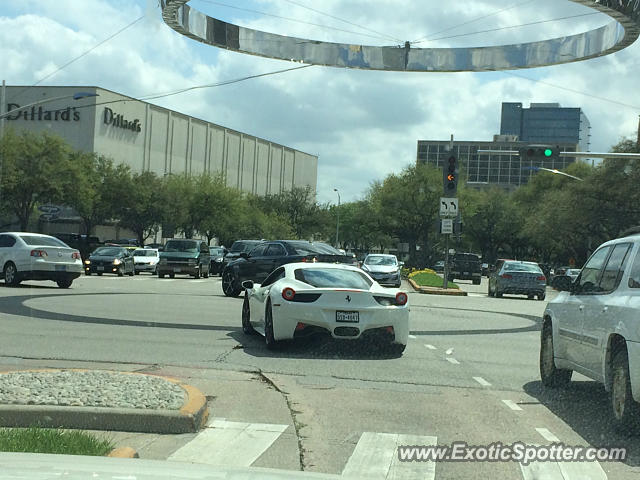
294,268,372,289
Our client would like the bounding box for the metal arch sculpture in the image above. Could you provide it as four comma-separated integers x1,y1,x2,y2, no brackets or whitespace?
160,0,640,72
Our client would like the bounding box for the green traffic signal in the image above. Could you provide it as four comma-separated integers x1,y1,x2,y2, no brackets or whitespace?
544,148,553,157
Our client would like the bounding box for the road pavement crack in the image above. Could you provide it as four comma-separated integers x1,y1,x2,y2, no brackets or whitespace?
257,371,307,471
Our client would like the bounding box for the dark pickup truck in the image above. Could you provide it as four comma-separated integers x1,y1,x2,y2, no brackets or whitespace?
450,252,482,284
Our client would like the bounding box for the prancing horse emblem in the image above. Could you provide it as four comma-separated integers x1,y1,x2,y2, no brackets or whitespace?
345,295,351,303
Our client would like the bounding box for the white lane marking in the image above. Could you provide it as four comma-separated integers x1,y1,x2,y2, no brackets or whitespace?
424,344,437,350
445,357,460,365
472,376,491,386
535,427,560,442
501,400,523,411
342,432,436,480
408,335,417,339
168,419,288,466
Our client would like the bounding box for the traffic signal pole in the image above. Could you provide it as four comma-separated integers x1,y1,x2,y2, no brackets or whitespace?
442,134,455,289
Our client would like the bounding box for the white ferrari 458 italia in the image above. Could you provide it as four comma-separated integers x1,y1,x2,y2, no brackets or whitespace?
241,262,409,354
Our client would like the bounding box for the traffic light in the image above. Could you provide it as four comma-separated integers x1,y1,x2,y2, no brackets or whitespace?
443,154,458,195
519,145,560,161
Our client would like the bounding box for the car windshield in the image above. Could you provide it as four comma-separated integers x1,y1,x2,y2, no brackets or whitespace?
19,235,68,247
133,249,157,257
230,241,258,253
567,269,581,275
455,254,480,261
210,247,224,255
164,240,198,252
294,268,372,289
92,247,123,256
365,256,397,266
504,263,542,273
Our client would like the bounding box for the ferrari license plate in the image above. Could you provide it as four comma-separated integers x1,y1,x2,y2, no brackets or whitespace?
336,311,359,323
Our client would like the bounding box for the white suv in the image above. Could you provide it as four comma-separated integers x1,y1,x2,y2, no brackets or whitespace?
540,233,640,431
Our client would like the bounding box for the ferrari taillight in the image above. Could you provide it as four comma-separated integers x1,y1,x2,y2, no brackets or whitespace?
395,292,408,306
282,287,296,301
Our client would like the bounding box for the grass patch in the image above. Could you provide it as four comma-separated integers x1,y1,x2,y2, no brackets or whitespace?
411,272,459,289
0,427,114,456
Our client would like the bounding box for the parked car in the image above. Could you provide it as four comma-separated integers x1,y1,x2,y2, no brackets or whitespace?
84,246,135,276
540,233,640,431
133,248,159,274
0,232,83,288
222,240,353,297
488,260,546,300
209,246,227,276
481,263,489,277
241,262,409,353
360,254,401,288
221,240,262,272
450,252,482,284
565,268,581,282
433,260,445,273
157,239,210,279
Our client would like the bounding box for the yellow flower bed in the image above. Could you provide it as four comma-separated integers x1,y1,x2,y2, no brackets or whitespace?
408,268,436,278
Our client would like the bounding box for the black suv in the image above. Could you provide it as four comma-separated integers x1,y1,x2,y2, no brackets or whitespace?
157,239,211,278
221,240,354,297
450,252,482,284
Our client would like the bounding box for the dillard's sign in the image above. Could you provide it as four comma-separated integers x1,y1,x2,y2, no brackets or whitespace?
103,107,141,133
5,103,80,121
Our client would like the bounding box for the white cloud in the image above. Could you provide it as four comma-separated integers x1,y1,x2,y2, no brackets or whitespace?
1,0,639,204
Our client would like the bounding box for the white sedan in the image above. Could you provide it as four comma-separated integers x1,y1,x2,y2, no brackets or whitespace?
133,248,160,274
241,262,409,353
0,232,83,288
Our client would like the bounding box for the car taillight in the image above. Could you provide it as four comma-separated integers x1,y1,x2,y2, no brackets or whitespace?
72,252,81,259
282,287,296,301
30,249,47,257
537,275,546,281
395,292,408,306
501,274,512,279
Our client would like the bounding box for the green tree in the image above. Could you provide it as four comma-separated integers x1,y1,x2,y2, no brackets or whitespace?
118,171,164,246
65,152,131,235
0,129,73,230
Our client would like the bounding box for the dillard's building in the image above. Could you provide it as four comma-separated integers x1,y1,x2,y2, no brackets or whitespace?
2,85,318,241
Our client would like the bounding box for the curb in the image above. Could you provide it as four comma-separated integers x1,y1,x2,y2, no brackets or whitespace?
407,278,468,296
0,370,208,434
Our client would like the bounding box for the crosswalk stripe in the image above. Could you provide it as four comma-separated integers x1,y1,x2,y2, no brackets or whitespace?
424,344,437,350
408,335,417,339
342,432,436,480
473,376,491,386
167,419,288,467
535,427,560,442
445,357,460,365
501,399,523,411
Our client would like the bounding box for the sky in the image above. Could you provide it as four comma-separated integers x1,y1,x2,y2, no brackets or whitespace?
1,0,639,204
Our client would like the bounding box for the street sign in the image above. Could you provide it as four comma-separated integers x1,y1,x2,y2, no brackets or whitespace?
440,197,459,218
38,204,61,214
441,219,453,234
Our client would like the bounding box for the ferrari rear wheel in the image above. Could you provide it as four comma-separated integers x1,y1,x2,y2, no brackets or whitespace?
264,303,278,350
242,294,255,335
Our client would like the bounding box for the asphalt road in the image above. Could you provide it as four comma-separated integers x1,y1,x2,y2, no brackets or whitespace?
0,274,639,479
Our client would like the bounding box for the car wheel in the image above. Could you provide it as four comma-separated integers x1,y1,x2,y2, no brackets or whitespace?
135,270,140,275
56,279,73,289
117,267,124,277
222,269,241,297
169,273,175,278
495,290,503,298
473,278,481,285
264,302,278,350
242,294,255,335
538,293,546,301
158,272,165,278
528,294,535,300
97,272,103,276
540,323,572,387
611,347,640,432
3,262,20,287
85,271,91,276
